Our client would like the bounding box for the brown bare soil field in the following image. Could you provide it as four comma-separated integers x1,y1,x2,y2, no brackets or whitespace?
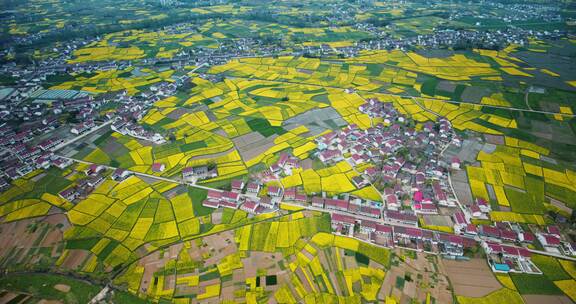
0,292,21,304
442,258,501,297
37,300,62,304
233,132,277,160
523,295,573,304
0,214,67,267
60,250,89,270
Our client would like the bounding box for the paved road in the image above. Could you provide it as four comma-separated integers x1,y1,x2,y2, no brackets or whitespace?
52,119,115,152
527,248,576,262
56,155,219,193
524,89,533,111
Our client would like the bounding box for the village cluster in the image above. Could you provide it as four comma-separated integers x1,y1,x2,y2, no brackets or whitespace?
0,1,575,302
158,97,574,275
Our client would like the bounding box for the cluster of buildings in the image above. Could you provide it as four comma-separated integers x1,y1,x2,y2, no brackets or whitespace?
182,165,218,182
453,1,563,24
201,179,282,215
535,225,576,256
112,119,166,145
331,212,476,256
306,25,565,59
0,126,75,190
315,98,459,218
474,222,573,274
58,165,131,203
482,241,539,274
267,153,301,177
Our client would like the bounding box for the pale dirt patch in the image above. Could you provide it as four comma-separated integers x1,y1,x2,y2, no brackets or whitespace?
550,198,572,214
233,131,277,161
220,285,236,301
241,251,281,278
188,148,235,161
523,294,573,304
31,172,47,181
0,292,20,304
53,284,71,293
442,258,501,297
484,134,505,145
380,265,405,298
37,300,63,304
0,215,68,268
44,214,70,229
301,158,313,170
60,250,90,270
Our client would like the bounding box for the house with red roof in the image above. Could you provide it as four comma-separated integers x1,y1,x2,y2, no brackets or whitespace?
348,203,360,214
375,224,393,236
219,200,239,209
364,167,377,178
483,242,532,259
202,199,220,209
319,150,342,163
384,210,418,226
437,234,464,256
59,187,79,201
35,156,51,169
277,153,289,167
386,194,400,209
112,168,131,181
268,186,282,197
294,193,307,203
241,200,259,214
325,199,349,212
207,190,223,200
284,187,297,201
469,204,483,218
222,191,239,202
182,167,195,179
413,191,423,203
311,197,325,208
537,234,561,247
360,220,377,234
479,225,500,239
85,164,105,176
359,206,381,219
246,182,261,194
231,180,245,192
394,226,423,240
269,163,282,173
53,157,73,169
519,232,535,243
259,197,274,209
414,202,438,214
465,224,478,235
432,181,447,205
500,230,518,242
476,198,491,213
452,211,467,231
331,213,356,230
547,226,561,237
451,157,461,170
151,163,165,173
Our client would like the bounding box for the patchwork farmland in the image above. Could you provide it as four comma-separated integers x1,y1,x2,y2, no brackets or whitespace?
1,0,576,303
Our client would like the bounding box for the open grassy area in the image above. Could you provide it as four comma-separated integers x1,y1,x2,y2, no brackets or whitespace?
0,273,100,304
510,273,564,295
530,255,571,281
